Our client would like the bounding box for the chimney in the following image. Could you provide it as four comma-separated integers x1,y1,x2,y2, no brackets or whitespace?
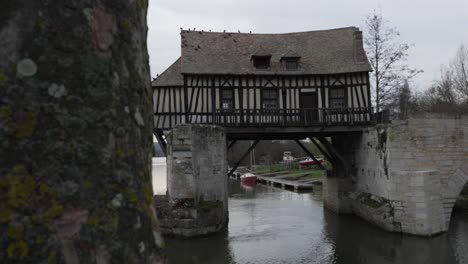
354,30,366,64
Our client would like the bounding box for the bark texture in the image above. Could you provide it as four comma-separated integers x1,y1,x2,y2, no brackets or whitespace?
0,0,164,263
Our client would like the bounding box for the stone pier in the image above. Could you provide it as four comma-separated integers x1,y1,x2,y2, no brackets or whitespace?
323,114,468,236
154,124,228,237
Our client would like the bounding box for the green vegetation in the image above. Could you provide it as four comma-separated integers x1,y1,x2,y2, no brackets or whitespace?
254,163,324,182
197,201,223,211
279,169,324,180
255,163,300,172
358,192,386,209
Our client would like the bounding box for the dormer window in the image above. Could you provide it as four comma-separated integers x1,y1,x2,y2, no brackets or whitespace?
252,56,271,70
281,57,300,71
251,46,272,70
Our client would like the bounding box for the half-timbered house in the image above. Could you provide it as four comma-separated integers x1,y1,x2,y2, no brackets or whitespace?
153,27,374,141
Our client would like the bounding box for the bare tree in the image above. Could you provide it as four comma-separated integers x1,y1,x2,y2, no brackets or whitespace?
451,45,468,101
412,66,461,113
398,80,411,119
364,10,421,111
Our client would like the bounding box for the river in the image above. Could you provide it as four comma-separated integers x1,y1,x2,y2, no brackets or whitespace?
152,159,468,264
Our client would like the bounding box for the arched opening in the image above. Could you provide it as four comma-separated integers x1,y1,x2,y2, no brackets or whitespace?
450,182,468,227
445,167,468,229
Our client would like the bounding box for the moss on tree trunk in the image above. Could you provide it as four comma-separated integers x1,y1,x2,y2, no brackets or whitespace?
0,0,164,263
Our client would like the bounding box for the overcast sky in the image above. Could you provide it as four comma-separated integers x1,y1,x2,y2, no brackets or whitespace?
147,0,468,91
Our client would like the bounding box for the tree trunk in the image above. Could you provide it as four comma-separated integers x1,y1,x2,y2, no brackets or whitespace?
0,1,164,263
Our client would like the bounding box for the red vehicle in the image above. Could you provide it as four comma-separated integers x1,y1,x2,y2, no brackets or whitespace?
298,158,325,167
240,172,257,185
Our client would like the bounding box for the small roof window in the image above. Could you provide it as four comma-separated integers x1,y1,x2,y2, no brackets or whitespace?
252,56,271,70
281,50,301,71
281,57,300,71
251,46,272,70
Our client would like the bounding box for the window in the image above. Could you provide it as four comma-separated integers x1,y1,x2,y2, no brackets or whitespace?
262,89,278,109
221,89,234,109
253,56,271,70
282,58,299,71
281,55,300,71
329,88,346,108
285,60,298,71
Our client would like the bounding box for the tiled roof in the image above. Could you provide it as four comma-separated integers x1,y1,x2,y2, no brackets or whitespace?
153,27,372,86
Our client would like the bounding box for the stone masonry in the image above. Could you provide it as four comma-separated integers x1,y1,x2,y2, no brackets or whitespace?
155,124,228,237
323,113,468,236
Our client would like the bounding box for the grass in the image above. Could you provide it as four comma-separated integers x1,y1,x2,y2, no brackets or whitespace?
281,169,323,178
255,163,300,172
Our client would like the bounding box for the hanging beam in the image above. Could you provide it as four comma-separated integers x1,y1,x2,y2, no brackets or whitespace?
153,130,167,157
294,140,326,170
227,140,237,150
228,140,259,176
309,137,334,165
316,137,351,174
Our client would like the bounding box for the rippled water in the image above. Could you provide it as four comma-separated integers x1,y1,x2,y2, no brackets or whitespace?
155,169,468,264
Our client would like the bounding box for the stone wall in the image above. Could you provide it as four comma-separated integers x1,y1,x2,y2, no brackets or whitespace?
324,114,468,236
166,124,228,208
157,124,228,237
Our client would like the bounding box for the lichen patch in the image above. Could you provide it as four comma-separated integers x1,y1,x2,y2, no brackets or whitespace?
17,59,37,77
134,110,144,126
48,83,67,98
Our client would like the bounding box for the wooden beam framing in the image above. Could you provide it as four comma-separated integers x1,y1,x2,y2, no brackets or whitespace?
316,137,351,175
294,139,326,170
227,140,237,150
153,130,167,157
228,140,259,176
309,137,334,165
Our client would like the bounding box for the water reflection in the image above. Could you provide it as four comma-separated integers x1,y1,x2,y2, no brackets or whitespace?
162,179,468,264
152,157,167,195
324,211,464,264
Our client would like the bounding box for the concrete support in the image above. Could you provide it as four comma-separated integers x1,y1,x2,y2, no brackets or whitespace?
155,124,228,237
323,176,354,214
323,114,468,236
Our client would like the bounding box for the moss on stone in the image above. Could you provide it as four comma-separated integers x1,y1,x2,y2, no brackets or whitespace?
115,147,135,159
7,240,29,258
0,105,12,120
48,250,56,264
0,71,8,87
377,127,387,150
14,112,37,139
143,184,153,205
136,0,147,9
358,192,386,209
125,189,138,204
120,18,132,34
196,201,223,211
88,208,119,232
0,165,65,260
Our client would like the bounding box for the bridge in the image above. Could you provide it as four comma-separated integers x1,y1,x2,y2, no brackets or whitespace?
151,27,468,237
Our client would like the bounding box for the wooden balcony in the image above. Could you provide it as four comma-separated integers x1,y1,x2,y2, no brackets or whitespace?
214,107,374,127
